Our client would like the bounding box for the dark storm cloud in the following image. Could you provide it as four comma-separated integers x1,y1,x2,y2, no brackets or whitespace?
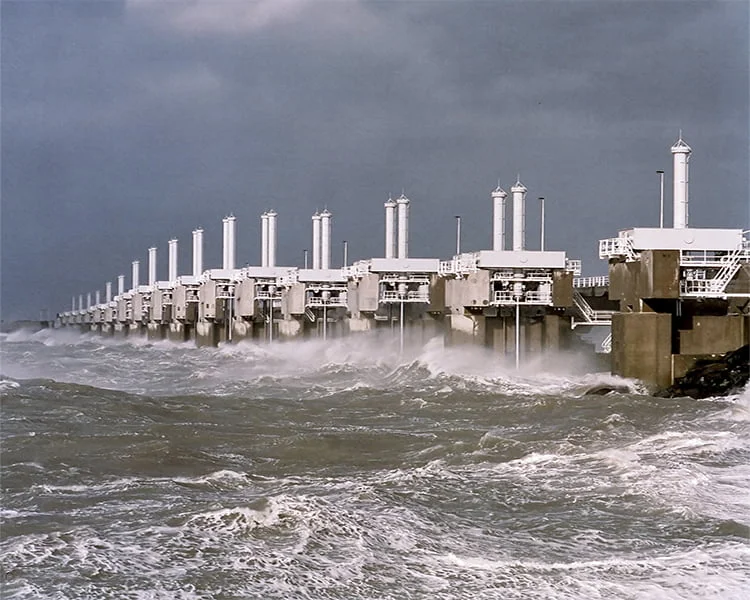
1,0,747,320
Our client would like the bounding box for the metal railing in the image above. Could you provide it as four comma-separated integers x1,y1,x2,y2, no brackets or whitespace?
380,290,430,303
566,259,582,276
306,295,348,307
492,290,552,305
573,276,609,288
599,236,637,261
601,332,612,353
572,290,614,326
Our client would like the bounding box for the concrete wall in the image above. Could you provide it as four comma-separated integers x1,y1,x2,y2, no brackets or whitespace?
679,315,748,355
611,312,673,387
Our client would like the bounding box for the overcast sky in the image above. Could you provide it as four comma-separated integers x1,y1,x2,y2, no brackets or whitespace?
2,0,748,320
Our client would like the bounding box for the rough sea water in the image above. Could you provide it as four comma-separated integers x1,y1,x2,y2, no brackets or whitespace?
1,328,749,599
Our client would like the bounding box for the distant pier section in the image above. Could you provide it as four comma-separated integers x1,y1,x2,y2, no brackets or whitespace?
57,136,749,388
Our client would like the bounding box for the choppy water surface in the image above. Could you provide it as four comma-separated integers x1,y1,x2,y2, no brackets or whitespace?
2,329,749,599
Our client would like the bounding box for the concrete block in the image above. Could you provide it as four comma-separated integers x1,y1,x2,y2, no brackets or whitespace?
552,271,573,307
611,312,672,387
284,284,306,317
428,275,446,313
679,315,747,355
638,250,680,299
357,274,380,313
235,279,256,318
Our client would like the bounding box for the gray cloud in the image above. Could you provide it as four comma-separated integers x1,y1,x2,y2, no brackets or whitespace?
2,0,747,320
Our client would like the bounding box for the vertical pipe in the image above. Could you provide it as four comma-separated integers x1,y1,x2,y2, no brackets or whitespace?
312,213,322,269
148,247,157,286
511,178,527,252
320,209,332,270
261,213,269,267
87,292,92,309
539,197,545,251
385,196,397,259
455,215,461,255
343,240,348,268
72,297,76,312
228,215,236,270
671,135,691,229
397,194,410,259
79,294,84,312
304,249,309,269
657,170,665,228
106,282,112,303
168,238,178,281
399,301,405,353
267,211,277,268
132,260,140,290
118,275,125,296
491,185,507,251
323,303,327,340
95,290,101,305
515,300,520,370
192,229,203,277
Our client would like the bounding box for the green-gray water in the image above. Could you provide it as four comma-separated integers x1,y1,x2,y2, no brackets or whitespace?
2,329,749,598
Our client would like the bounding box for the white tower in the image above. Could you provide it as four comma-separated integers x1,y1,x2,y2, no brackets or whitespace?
396,193,410,259
79,294,84,311
261,212,269,267
511,178,527,252
72,297,76,312
384,196,396,259
491,184,508,252
267,210,277,267
312,212,322,269
105,281,112,303
87,292,92,309
132,260,140,290
95,290,101,305
192,228,203,277
117,275,125,296
320,209,332,270
671,135,692,229
222,216,236,270
168,238,178,281
148,247,157,286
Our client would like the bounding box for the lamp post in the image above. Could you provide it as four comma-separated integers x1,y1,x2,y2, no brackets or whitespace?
538,197,546,251
455,215,461,255
656,170,665,228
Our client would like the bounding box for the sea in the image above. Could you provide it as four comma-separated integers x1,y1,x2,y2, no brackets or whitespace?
1,328,749,599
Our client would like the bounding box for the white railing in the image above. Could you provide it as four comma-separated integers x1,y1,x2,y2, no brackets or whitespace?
572,290,614,326
439,260,456,276
566,259,582,276
441,253,479,277
380,290,430,303
601,332,612,353
278,271,299,286
306,295,348,308
492,290,552,305
681,245,750,298
379,274,431,284
343,260,372,280
599,236,637,261
573,276,609,288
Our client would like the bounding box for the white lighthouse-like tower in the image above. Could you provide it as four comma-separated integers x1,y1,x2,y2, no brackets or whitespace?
384,196,397,259
511,178,527,252
491,184,508,252
671,135,691,229
396,193,410,259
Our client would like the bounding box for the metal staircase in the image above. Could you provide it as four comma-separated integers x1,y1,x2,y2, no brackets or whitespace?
572,290,615,328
